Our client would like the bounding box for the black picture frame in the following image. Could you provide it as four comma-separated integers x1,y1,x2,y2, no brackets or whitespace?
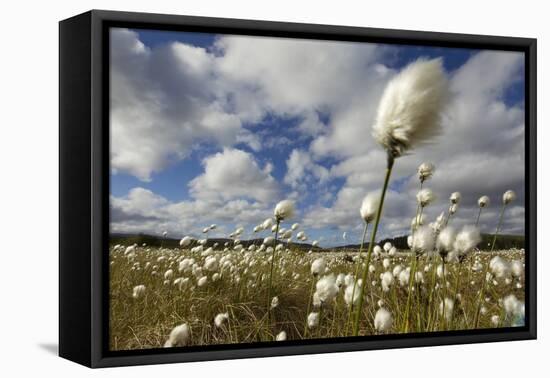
59,9,537,368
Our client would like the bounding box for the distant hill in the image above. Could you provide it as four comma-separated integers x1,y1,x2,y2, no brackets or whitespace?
331,234,524,251
109,233,319,251
110,232,524,251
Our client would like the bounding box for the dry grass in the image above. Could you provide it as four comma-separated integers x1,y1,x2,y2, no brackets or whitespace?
109,245,525,351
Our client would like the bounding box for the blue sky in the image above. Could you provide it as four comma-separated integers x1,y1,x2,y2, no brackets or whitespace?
110,28,525,246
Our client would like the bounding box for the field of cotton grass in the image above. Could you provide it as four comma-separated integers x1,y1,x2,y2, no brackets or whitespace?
109,58,526,350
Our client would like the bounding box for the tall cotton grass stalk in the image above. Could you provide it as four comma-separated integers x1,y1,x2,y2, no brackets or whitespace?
418,162,435,184
491,191,515,251
452,226,481,314
402,226,435,332
413,188,435,233
267,200,295,331
304,258,325,337
476,195,490,226
346,192,378,326
474,190,516,327
444,192,461,227
352,58,449,336
413,163,435,232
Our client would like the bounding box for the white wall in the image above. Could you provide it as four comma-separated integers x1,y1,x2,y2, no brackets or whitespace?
0,0,545,376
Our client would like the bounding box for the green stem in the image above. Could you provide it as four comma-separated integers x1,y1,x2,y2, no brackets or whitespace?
266,220,280,331
352,156,394,336
441,259,447,330
474,203,507,328
426,257,439,330
303,276,316,338
330,298,338,337
318,305,323,338
412,181,424,233
444,205,453,228
475,207,483,227
491,204,506,251
402,254,418,332
346,222,369,332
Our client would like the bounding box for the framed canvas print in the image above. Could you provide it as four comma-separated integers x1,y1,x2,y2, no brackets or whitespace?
59,10,537,368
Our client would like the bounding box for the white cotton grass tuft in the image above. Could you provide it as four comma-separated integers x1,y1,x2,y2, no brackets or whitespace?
179,236,192,247
214,312,229,328
490,256,511,279
380,271,394,292
392,264,403,277
271,296,279,309
360,192,380,223
204,257,218,271
503,190,517,205
503,294,524,318
450,192,461,205
164,269,174,280
374,308,393,332
372,58,449,158
311,258,326,276
315,274,339,304
197,276,208,287
344,279,362,306
436,226,456,255
407,235,413,249
510,260,523,278
478,195,490,208
263,236,275,246
336,273,346,288
276,331,287,341
132,285,146,299
124,245,136,255
274,200,295,221
453,226,481,257
398,269,410,286
416,188,436,207
439,298,455,321
262,218,274,230
411,225,435,255
164,323,190,347
417,162,435,182
307,312,320,329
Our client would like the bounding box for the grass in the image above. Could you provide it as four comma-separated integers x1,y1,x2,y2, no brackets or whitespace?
109,244,525,350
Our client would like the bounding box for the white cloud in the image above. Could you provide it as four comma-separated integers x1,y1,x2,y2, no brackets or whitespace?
284,149,329,190
189,148,279,203
110,29,526,242
110,29,257,181
302,50,525,238
111,187,274,238
110,29,388,181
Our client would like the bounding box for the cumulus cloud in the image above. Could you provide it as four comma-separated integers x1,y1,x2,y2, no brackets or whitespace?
110,29,257,181
303,50,525,239
110,29,526,243
284,149,329,191
110,28,386,181
189,148,279,203
110,187,274,237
